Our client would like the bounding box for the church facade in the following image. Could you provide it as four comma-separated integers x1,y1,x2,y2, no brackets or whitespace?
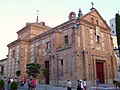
6,8,118,87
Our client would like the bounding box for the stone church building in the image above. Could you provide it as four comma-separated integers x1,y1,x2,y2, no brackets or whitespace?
6,8,118,87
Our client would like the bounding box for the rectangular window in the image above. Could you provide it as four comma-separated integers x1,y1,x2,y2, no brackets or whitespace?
96,26,100,43
61,59,63,65
47,41,50,50
64,35,68,45
13,50,15,58
96,35,100,43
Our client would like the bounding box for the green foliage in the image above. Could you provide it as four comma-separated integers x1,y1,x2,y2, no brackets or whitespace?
0,79,5,88
16,70,21,77
117,81,120,88
26,63,41,78
41,68,50,77
115,13,120,47
10,81,18,90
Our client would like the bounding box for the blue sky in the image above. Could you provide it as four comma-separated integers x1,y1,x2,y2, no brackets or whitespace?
0,0,120,59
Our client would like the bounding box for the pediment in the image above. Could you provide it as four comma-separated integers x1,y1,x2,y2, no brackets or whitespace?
81,9,110,30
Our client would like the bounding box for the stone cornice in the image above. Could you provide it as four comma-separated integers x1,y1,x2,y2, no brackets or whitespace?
17,23,51,34
0,58,8,62
7,39,29,47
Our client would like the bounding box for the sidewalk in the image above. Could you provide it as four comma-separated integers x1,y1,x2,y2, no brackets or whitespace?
89,84,119,90
15,83,119,90
18,84,76,90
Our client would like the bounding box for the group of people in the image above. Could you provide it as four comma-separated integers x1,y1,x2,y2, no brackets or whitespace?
2,77,14,90
27,78,36,90
3,76,36,90
67,79,86,90
20,77,36,90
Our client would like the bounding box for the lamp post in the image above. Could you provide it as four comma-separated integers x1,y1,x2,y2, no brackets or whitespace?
114,47,120,57
114,47,120,72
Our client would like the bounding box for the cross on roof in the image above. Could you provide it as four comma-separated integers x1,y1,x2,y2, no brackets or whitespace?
91,2,94,8
36,10,39,16
36,10,39,23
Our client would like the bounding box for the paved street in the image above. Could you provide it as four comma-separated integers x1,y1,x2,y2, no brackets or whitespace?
18,84,119,90
5,83,119,90
17,84,76,90
89,84,119,90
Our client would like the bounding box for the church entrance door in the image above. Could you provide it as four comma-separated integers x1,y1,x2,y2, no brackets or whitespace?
45,61,49,84
96,62,105,84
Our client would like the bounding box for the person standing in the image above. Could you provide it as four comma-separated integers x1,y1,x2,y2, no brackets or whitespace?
3,77,7,89
28,78,32,90
67,80,72,90
96,79,99,87
3,77,7,82
10,78,13,82
24,77,27,84
83,79,86,90
77,80,81,90
31,78,36,90
7,78,11,90
80,80,84,90
15,78,18,82
23,77,27,87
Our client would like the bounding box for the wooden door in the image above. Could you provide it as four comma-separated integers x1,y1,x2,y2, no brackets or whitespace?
45,61,49,84
96,62,105,84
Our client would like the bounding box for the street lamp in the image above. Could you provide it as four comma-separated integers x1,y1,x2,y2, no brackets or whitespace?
114,47,120,57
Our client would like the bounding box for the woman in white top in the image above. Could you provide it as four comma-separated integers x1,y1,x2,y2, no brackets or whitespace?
83,79,86,90
80,80,84,90
67,80,72,90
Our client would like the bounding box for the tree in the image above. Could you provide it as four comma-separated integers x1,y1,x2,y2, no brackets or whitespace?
41,68,50,77
16,70,21,83
115,13,120,52
10,81,18,90
41,68,50,79
26,63,40,78
41,68,50,90
16,70,21,77
0,79,5,90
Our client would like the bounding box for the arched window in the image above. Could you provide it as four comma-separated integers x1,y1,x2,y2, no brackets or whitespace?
91,18,94,23
96,20,99,26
